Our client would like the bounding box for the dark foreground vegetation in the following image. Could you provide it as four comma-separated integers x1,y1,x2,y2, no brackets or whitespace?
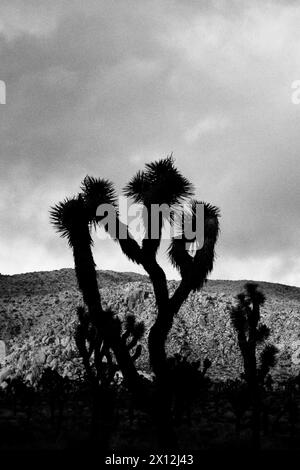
1,369,300,452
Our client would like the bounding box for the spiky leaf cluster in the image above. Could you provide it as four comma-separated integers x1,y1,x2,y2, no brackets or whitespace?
81,176,117,227
124,155,194,207
50,195,93,248
168,201,220,290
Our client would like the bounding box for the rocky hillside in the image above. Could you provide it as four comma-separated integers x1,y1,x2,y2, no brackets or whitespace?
0,269,300,384
0,269,148,339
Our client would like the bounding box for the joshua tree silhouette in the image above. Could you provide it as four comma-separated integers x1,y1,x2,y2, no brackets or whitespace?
230,282,278,449
81,155,220,448
51,156,219,449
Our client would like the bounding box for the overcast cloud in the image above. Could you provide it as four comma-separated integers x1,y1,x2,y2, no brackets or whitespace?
0,0,299,286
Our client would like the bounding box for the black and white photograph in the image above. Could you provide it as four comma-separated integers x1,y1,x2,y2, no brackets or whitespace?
0,0,300,461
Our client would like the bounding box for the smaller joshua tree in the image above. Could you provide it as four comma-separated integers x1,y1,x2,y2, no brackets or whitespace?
75,306,144,444
229,282,278,449
75,307,144,388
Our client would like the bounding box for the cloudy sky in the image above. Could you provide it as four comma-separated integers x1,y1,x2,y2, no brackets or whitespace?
0,0,299,286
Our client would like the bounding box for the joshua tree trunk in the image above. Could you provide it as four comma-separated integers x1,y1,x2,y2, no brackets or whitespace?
146,263,206,450
148,303,178,450
73,244,140,390
252,386,261,450
73,244,103,321
242,354,261,449
144,262,179,449
148,307,173,376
